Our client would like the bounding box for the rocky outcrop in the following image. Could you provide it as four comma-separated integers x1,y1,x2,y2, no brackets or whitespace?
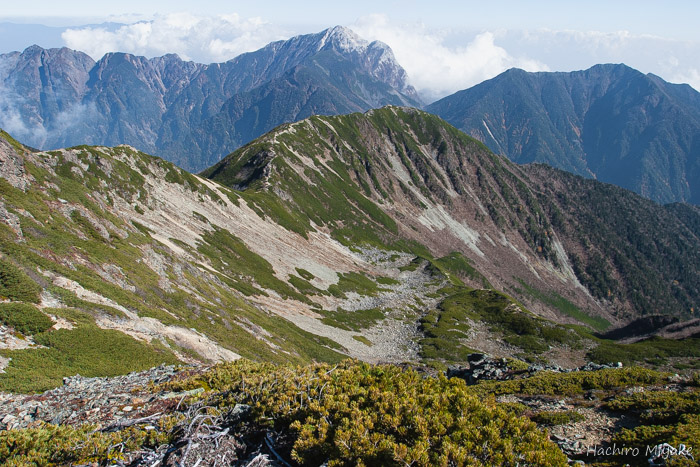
0,135,31,190
447,353,624,385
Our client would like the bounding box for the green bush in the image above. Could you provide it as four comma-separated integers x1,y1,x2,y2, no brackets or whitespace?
433,252,490,287
320,307,384,331
327,272,380,298
0,259,41,303
166,359,567,466
531,410,584,426
588,337,700,366
605,389,700,425
612,414,700,465
295,268,315,281
0,303,53,335
420,288,579,362
0,419,176,465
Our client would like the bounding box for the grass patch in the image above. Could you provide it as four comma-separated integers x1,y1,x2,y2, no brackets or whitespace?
320,308,384,332
433,252,491,288
0,258,41,303
352,335,373,346
131,220,153,236
288,274,323,296
43,307,96,326
0,303,53,335
327,272,380,298
398,257,421,272
0,324,179,393
197,228,309,302
515,278,610,331
295,268,315,281
376,276,400,286
0,129,28,154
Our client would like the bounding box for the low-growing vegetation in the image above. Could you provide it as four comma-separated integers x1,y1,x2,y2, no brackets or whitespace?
587,337,700,366
601,387,700,465
0,315,180,393
352,335,373,346
0,259,41,303
605,387,700,425
0,417,180,465
420,287,581,363
320,307,384,331
0,303,53,335
514,278,610,331
327,272,382,298
164,359,567,466
468,367,668,398
433,252,491,288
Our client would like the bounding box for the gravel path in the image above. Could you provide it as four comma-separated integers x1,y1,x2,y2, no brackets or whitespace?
274,248,449,363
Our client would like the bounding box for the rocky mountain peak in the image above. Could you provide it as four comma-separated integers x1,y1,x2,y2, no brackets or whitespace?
315,26,418,99
0,28,421,170
15,44,94,68
319,25,366,52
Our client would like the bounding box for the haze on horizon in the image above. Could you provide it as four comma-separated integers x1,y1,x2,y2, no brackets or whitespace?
1,0,699,100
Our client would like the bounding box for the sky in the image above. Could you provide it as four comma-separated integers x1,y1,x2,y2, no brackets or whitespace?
1,1,699,101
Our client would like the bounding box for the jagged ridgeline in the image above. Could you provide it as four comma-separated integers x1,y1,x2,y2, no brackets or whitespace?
0,27,421,172
0,107,699,396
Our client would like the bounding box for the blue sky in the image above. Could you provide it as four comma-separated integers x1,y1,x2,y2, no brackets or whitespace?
2,1,699,99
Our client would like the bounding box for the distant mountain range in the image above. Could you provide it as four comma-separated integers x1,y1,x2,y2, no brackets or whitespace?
3,31,700,205
0,26,420,171
428,64,700,204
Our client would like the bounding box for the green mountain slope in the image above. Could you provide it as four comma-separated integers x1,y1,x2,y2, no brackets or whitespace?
205,107,700,323
1,107,698,393
427,64,700,204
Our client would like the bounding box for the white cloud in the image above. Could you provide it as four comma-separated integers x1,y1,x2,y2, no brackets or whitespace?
494,29,700,92
671,68,700,91
52,14,700,97
351,14,549,101
62,12,286,63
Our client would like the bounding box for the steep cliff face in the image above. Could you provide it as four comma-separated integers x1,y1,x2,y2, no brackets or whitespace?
428,64,700,204
0,46,95,148
0,27,420,171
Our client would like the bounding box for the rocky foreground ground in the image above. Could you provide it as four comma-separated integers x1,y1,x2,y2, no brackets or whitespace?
0,356,695,466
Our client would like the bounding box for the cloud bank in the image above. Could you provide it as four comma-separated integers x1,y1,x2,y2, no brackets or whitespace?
62,13,286,63
352,15,548,101
56,13,700,99
494,29,700,91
